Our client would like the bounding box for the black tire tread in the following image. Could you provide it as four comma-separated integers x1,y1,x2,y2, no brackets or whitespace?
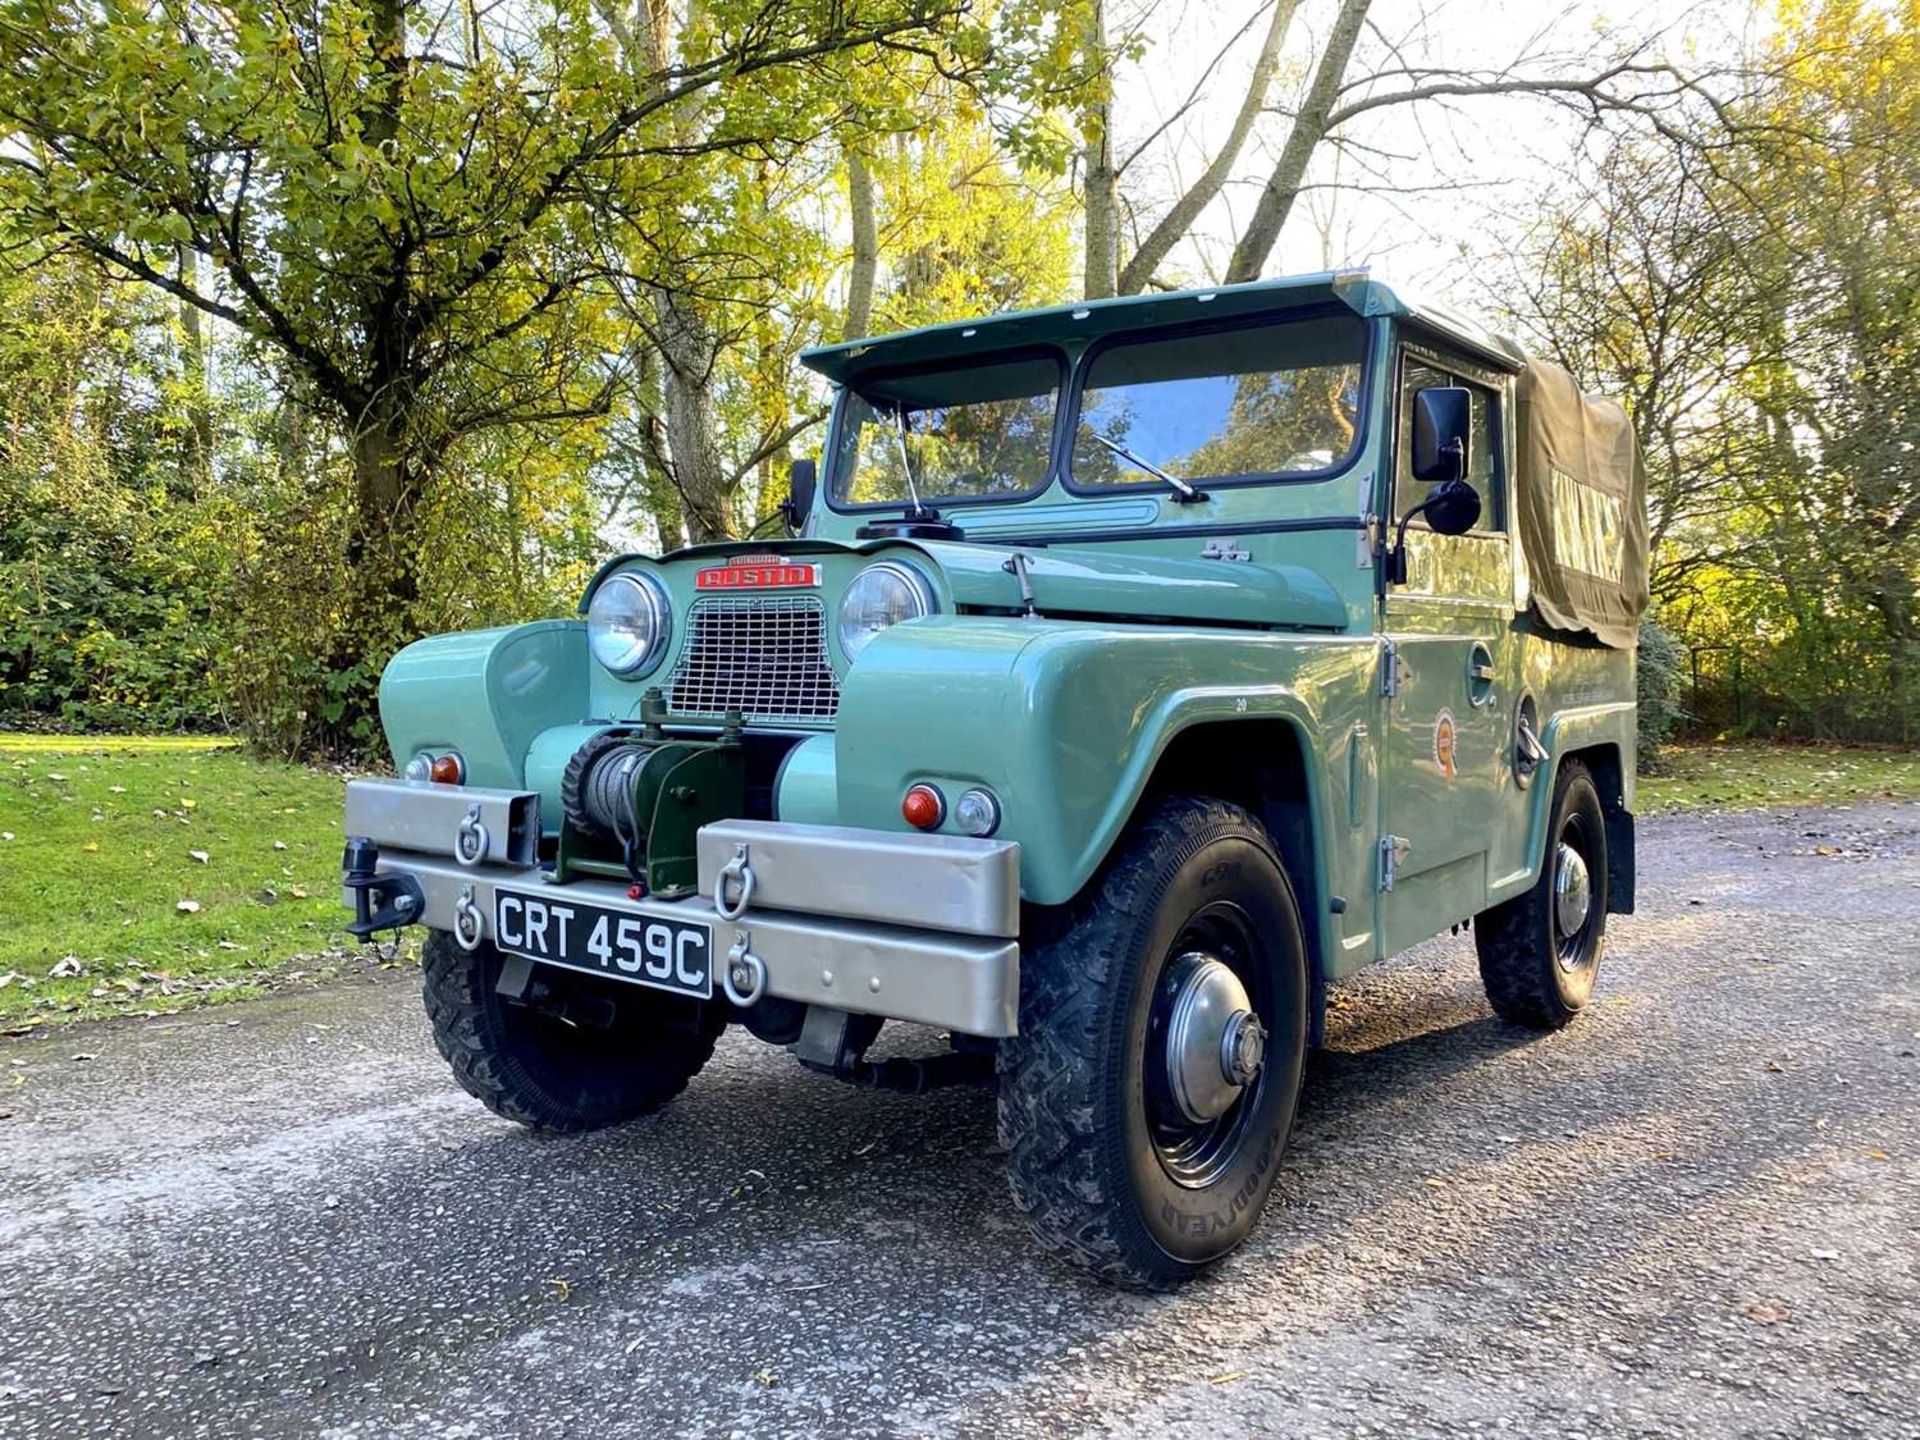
1475,759,1600,1030
421,932,720,1132
997,796,1283,1291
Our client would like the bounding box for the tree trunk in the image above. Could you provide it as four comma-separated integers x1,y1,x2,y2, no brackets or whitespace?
654,291,733,543
844,143,878,340
1116,0,1301,294
1225,0,1373,285
1080,0,1118,300
175,246,213,489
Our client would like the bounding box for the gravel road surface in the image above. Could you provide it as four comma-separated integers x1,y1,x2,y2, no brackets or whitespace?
2,801,1916,1439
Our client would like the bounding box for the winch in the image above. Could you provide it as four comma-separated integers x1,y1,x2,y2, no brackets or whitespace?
554,689,746,898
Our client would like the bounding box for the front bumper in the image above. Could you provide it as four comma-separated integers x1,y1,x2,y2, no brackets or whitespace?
341,779,1022,1037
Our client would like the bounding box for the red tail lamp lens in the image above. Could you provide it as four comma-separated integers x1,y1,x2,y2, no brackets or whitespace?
428,752,465,785
902,783,945,830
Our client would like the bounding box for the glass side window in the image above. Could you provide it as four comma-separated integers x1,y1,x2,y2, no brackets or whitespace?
1071,313,1365,488
831,354,1060,507
1395,357,1501,532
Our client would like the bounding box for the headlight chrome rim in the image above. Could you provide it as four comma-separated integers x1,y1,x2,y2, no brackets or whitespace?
837,561,936,661
587,571,672,677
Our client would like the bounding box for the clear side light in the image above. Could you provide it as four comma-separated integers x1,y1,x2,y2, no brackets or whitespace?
954,788,1001,837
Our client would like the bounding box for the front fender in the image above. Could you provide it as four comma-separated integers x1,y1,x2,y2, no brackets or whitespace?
836,616,1374,907
377,620,589,789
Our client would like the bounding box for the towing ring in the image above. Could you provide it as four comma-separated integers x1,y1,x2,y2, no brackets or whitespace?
722,929,767,1007
714,842,755,920
452,884,485,952
454,803,489,868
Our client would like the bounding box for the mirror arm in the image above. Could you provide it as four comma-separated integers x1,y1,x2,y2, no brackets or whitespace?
1385,497,1436,586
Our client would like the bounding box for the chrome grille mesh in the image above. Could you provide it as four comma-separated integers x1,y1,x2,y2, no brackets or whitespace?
668,596,840,723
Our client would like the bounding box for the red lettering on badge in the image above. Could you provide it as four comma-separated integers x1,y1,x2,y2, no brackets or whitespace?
696,562,820,590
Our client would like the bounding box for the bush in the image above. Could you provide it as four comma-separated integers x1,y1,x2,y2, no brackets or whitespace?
1636,614,1687,772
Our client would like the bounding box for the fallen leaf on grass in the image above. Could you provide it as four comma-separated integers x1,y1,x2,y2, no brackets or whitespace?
272,841,288,851
175,900,202,914
179,798,197,810
0,972,19,989
188,850,210,864
1,833,12,842
46,772,67,782
82,841,100,854
48,956,83,979
546,1277,573,1302
108,785,126,794
288,886,310,900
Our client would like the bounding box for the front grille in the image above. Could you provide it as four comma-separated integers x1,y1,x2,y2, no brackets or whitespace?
668,595,841,723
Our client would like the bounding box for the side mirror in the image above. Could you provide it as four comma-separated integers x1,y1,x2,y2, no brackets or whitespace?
1411,386,1472,482
781,458,817,535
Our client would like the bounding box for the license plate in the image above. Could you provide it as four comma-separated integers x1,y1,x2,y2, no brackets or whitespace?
492,888,713,1000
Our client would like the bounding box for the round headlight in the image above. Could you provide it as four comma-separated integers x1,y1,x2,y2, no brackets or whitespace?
838,562,935,660
587,571,670,676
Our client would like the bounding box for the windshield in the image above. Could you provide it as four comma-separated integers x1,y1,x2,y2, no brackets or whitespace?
831,353,1059,507
1071,313,1365,489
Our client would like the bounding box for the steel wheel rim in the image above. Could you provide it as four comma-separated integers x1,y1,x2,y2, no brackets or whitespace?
1553,815,1598,973
1143,901,1270,1189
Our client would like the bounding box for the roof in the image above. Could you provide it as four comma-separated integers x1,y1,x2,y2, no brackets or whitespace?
799,269,1524,385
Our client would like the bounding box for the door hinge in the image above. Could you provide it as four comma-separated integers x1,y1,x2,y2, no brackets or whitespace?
1378,835,1411,892
1200,537,1251,562
1380,639,1404,698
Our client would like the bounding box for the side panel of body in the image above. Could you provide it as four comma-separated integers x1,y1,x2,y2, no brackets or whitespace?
1373,329,1637,957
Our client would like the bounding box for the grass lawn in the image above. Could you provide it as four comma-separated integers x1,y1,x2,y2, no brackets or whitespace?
1638,740,1920,813
0,733,388,1026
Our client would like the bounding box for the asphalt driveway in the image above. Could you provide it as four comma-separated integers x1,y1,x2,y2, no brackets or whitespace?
2,801,1915,1438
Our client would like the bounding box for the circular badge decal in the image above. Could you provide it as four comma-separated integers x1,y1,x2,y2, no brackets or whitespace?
1432,708,1459,780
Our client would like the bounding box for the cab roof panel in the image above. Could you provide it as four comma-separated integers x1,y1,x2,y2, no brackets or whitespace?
799,269,1524,385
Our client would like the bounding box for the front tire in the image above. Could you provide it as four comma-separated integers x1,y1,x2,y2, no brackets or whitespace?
1475,758,1609,1028
422,932,725,1131
998,797,1310,1290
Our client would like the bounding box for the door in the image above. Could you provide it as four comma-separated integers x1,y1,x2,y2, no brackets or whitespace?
1375,344,1517,957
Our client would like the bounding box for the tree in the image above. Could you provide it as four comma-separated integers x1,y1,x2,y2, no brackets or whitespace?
0,0,961,735
1077,0,1742,296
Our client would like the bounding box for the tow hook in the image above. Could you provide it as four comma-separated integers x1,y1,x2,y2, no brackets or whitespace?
341,836,425,941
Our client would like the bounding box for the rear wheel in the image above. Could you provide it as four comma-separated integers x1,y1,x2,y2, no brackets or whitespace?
1475,758,1609,1028
422,931,725,1131
998,797,1309,1290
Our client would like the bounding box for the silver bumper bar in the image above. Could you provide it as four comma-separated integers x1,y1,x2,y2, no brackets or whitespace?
342,780,1021,1037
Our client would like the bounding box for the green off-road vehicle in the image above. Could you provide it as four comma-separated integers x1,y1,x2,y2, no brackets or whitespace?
341,269,1649,1288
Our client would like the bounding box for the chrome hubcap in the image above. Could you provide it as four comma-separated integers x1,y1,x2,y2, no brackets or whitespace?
1163,952,1264,1124
1554,842,1592,943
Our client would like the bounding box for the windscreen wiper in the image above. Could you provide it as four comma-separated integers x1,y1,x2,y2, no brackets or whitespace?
890,404,938,520
1088,432,1209,504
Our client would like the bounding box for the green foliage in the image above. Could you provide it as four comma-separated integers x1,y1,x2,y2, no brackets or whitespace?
0,256,226,729
1635,615,1687,771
